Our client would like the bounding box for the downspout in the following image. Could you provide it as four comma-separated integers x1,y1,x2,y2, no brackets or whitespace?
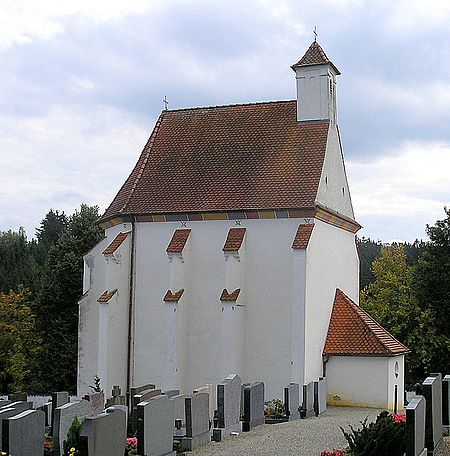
126,216,136,406
322,354,330,377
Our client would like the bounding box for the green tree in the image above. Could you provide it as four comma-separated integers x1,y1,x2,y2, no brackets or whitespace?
0,288,42,392
357,237,382,290
361,244,440,385
413,208,450,375
35,205,103,392
0,228,36,293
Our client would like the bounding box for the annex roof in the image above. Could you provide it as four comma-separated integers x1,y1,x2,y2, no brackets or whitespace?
291,41,340,75
323,289,410,357
100,101,330,222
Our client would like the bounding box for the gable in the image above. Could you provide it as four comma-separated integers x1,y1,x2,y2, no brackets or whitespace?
324,289,409,356
101,101,330,222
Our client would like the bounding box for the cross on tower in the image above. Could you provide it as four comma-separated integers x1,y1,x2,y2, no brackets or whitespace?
313,26,318,42
163,95,169,110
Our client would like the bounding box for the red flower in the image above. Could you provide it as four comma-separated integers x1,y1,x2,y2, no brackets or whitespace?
392,413,406,424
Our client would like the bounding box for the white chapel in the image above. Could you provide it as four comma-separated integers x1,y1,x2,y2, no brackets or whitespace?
78,41,409,409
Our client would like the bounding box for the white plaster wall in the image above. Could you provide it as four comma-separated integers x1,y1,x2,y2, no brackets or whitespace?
387,355,405,410
327,356,395,409
77,237,108,397
295,64,336,122
316,124,354,219
304,219,359,383
77,223,131,397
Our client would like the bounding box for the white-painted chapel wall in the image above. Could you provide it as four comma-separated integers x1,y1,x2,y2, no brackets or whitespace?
304,219,359,383
316,124,355,219
327,356,394,409
387,355,405,410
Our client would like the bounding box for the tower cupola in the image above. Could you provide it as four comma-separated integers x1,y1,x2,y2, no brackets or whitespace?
291,41,340,123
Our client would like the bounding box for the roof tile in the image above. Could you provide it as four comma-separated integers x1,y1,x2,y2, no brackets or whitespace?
223,228,246,251
323,289,410,356
100,101,330,221
166,229,191,253
292,224,314,249
291,41,340,74
102,232,130,255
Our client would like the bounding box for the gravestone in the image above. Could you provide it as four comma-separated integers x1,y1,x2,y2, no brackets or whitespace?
79,406,126,456
51,391,69,434
212,374,241,442
181,392,210,451
8,392,27,402
171,394,189,436
443,375,450,436
2,409,45,456
137,395,176,456
130,383,156,398
132,388,161,432
0,400,10,408
300,382,315,418
43,401,53,426
314,377,327,416
105,385,126,408
0,404,33,451
406,395,427,456
83,392,105,417
54,399,92,455
1,401,33,412
420,375,442,454
163,389,180,398
193,384,215,421
242,382,265,432
284,383,300,421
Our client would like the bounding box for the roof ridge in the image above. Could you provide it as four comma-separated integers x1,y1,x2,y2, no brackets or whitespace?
120,113,165,213
165,99,295,113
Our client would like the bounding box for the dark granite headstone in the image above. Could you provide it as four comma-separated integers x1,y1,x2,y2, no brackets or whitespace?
284,383,300,420
181,392,210,451
137,395,176,456
2,409,45,456
163,389,180,398
212,374,241,442
406,395,427,456
79,406,127,456
421,374,442,454
51,391,69,435
300,382,315,419
314,377,327,416
131,388,161,432
0,405,33,451
242,382,265,432
443,375,450,435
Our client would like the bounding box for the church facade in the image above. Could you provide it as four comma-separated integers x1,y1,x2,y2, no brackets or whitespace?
77,41,408,408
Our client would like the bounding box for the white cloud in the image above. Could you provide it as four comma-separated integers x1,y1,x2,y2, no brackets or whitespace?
0,0,157,50
0,104,150,236
348,142,450,241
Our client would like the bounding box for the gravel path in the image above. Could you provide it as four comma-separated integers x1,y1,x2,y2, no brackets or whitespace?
190,407,450,456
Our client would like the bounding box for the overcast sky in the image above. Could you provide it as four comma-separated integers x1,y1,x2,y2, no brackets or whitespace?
1,0,449,242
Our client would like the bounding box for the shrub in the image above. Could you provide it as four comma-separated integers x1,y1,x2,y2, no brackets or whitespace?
63,416,85,455
341,411,406,456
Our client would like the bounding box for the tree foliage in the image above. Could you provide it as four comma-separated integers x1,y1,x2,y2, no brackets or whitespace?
35,205,103,392
0,288,42,392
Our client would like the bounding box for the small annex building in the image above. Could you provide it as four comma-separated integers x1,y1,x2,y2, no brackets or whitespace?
77,41,408,409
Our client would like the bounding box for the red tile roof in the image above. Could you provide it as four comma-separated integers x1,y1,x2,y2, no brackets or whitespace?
166,229,191,253
223,228,246,251
291,41,340,75
163,289,184,302
97,289,118,303
102,232,130,255
292,224,314,249
220,288,241,301
100,101,330,222
324,289,410,356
